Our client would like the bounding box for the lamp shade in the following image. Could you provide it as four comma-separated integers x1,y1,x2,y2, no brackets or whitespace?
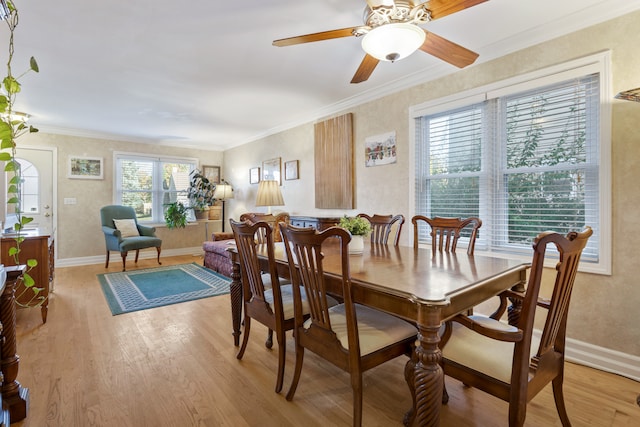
361,23,426,62
213,183,234,200
255,180,284,207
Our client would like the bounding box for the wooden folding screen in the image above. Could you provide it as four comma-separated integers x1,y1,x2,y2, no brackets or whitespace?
314,113,354,209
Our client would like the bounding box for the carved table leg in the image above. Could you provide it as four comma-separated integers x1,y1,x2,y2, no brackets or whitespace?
229,257,242,346
404,306,443,427
1,267,29,422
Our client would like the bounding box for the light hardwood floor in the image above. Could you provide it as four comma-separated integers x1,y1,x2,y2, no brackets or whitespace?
10,255,640,426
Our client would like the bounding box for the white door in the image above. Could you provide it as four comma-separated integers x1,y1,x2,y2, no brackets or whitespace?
9,147,55,235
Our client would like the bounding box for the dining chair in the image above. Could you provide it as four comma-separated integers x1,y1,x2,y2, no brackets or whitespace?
440,227,593,427
230,219,298,393
279,223,418,427
356,213,405,245
238,212,291,348
411,215,482,254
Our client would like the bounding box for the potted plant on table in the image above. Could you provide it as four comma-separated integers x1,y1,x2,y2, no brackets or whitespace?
338,216,371,255
187,169,216,220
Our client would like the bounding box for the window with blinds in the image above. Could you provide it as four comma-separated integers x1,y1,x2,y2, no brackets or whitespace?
415,104,484,244
115,153,196,223
414,65,605,268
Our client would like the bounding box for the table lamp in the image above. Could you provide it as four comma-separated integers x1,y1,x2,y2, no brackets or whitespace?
255,180,284,214
213,181,234,232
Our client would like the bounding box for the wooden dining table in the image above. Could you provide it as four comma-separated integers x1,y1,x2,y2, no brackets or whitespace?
227,241,529,426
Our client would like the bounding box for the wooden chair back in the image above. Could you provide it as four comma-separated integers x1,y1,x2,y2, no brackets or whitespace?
280,223,417,426
239,212,290,243
280,224,351,360
356,213,404,246
411,215,482,254
229,219,291,393
442,227,593,426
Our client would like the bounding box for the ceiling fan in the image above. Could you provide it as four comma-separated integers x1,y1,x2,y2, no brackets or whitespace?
273,0,488,84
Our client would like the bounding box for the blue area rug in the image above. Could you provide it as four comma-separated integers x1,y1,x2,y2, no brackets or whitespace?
97,263,230,315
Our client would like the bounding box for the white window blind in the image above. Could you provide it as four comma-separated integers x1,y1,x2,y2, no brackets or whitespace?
496,75,599,260
415,73,601,264
415,103,485,244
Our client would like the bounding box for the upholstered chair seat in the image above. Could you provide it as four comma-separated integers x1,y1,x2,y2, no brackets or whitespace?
306,303,417,356
443,316,541,383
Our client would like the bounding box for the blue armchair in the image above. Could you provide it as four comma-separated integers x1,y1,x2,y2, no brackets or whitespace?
100,205,162,271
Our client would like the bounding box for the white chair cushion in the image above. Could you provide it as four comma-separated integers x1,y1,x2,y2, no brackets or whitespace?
261,273,290,290
442,315,540,384
304,303,417,356
264,284,339,320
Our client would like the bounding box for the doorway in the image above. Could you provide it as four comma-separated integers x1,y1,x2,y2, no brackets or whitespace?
5,146,57,237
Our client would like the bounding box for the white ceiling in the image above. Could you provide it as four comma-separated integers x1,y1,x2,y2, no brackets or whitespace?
5,0,640,151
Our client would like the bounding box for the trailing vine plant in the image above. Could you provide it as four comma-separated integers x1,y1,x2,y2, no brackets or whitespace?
0,0,44,306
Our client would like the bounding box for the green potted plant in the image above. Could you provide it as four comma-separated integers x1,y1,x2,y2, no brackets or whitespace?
338,216,371,255
164,201,190,229
187,169,216,219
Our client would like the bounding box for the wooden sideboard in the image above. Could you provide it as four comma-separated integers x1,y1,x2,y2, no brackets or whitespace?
289,216,341,231
0,230,54,323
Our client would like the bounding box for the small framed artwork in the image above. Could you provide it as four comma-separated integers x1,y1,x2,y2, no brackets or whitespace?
365,131,397,167
202,165,221,184
68,156,103,179
262,157,282,185
285,160,299,180
249,167,260,184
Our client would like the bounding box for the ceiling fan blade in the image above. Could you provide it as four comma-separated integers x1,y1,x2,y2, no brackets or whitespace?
420,31,479,68
351,54,380,84
424,0,489,21
273,27,357,47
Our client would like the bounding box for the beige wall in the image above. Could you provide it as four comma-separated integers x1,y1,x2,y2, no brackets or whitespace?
16,133,223,261
223,11,640,357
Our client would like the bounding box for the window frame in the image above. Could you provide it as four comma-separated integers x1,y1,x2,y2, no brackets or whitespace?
113,151,199,225
409,52,612,275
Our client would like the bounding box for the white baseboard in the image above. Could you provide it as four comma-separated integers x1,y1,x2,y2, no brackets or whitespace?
564,336,640,382
533,330,640,382
55,246,204,268
51,256,640,382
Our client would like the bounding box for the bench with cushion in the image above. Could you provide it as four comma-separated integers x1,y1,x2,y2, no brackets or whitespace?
202,212,289,278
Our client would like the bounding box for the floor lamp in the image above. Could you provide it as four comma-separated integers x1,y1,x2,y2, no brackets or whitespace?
213,181,234,232
255,180,284,214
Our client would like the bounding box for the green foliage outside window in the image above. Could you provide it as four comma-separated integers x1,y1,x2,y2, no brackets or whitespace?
505,91,587,243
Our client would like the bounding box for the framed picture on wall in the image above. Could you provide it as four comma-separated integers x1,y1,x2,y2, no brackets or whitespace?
250,167,260,184
202,165,221,184
285,160,299,180
68,156,103,179
262,157,282,185
365,131,397,167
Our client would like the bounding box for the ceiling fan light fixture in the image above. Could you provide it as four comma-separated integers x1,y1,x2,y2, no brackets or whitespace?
361,23,426,62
